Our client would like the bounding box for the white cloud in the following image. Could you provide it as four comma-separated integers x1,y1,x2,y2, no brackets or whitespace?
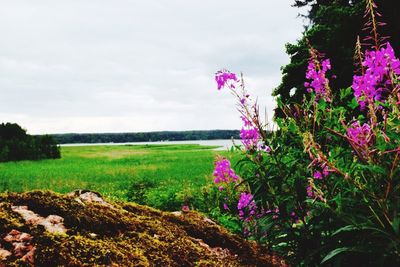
0,0,302,134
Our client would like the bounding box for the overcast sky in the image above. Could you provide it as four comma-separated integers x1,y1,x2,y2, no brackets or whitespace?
0,0,304,134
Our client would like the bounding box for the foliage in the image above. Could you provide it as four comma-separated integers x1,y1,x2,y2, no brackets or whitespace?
211,3,400,265
51,130,240,144
274,0,400,118
0,122,60,162
0,144,238,214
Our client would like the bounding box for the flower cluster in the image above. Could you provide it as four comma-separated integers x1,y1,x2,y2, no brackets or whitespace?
213,158,239,185
237,192,257,221
313,166,329,180
304,58,332,102
240,127,261,150
346,122,374,147
352,42,400,109
215,70,239,90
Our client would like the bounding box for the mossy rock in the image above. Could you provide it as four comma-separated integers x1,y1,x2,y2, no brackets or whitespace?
0,191,285,266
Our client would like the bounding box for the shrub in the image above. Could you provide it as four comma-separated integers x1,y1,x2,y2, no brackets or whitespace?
211,2,400,265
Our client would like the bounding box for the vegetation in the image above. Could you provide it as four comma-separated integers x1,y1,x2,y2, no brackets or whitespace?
211,1,400,265
3,0,400,266
0,144,237,213
0,190,284,266
49,130,240,144
0,123,60,162
274,0,400,117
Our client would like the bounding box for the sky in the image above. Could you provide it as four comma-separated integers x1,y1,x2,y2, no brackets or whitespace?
0,0,304,134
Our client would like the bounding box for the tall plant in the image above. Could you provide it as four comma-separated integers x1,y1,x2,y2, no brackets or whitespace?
211,1,400,265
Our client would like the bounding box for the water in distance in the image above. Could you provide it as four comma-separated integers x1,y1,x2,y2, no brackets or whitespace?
60,139,241,151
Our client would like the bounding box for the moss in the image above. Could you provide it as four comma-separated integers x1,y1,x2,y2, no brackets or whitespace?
0,203,25,233
0,191,283,266
162,211,275,266
35,234,149,267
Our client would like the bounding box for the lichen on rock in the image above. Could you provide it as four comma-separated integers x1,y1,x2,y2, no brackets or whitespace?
0,190,286,266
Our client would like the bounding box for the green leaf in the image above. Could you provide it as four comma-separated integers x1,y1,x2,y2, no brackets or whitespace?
340,87,352,100
332,225,359,236
348,97,359,109
318,99,327,111
321,247,356,264
275,118,284,128
288,120,297,134
392,217,400,235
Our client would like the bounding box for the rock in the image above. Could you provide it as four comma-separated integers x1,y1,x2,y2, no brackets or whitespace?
21,247,36,265
0,249,11,261
68,189,114,208
88,233,97,239
3,229,35,265
11,206,67,235
203,217,216,224
0,190,286,266
193,237,236,260
171,211,182,216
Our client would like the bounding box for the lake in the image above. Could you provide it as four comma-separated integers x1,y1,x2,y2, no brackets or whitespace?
60,139,241,150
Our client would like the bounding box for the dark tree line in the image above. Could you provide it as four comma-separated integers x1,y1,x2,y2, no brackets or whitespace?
50,130,240,144
0,123,60,162
274,0,400,117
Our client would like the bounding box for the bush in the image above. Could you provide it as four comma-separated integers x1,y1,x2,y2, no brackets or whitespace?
0,122,60,162
211,2,400,265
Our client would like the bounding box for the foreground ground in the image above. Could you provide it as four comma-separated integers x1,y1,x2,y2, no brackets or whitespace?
0,190,284,266
0,144,236,211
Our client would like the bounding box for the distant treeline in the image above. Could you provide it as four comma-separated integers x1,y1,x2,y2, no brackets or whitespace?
48,130,240,144
0,123,60,162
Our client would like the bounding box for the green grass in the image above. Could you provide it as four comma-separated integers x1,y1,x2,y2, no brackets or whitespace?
0,144,235,211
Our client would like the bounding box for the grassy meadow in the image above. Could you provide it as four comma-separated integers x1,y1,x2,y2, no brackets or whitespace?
0,144,236,211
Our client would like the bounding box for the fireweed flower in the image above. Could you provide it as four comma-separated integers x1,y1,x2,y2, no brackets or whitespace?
237,192,257,220
304,58,332,102
240,116,252,127
262,145,271,153
215,70,239,90
352,42,400,109
313,166,330,180
240,127,260,150
313,171,323,180
213,159,239,184
239,117,269,152
223,203,229,210
347,122,374,147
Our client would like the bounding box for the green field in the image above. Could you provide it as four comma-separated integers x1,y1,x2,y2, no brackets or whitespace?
0,144,235,211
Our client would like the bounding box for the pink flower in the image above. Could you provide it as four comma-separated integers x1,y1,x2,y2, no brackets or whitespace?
347,122,374,147
313,166,330,180
313,171,323,180
237,192,257,220
215,70,239,90
240,116,253,127
352,42,400,108
240,127,260,150
305,58,332,102
213,159,238,184
237,192,254,210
